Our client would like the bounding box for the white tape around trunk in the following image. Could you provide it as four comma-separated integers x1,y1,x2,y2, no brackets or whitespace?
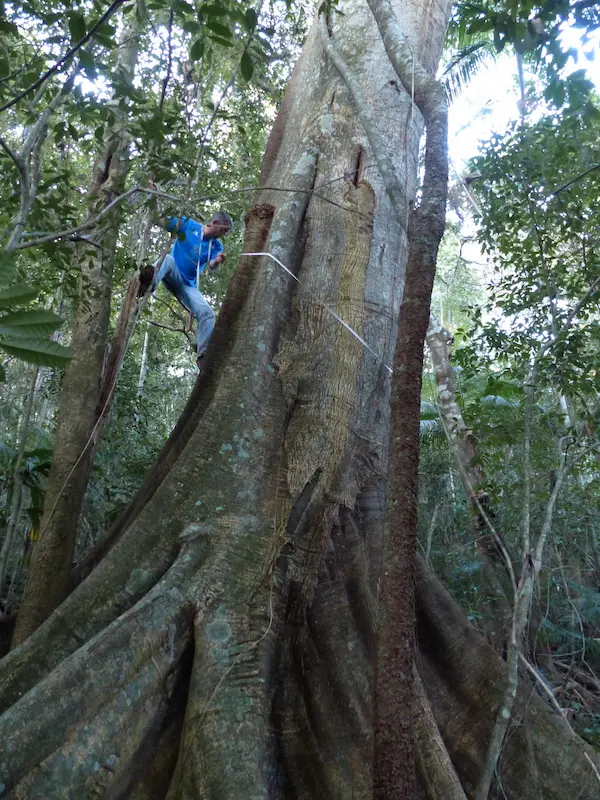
240,251,393,375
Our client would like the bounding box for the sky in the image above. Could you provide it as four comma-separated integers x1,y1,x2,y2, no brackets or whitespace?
448,25,600,170
443,23,600,293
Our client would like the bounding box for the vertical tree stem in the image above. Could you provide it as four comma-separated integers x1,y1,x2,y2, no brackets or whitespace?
0,368,39,597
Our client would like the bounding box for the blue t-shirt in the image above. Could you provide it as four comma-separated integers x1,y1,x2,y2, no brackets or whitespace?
166,217,224,287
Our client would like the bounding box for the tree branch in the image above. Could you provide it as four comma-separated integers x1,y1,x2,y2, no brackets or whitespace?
15,179,370,252
13,187,164,250
366,0,440,109
533,445,568,570
158,7,174,111
0,134,23,170
553,163,600,196
3,77,76,252
0,0,127,114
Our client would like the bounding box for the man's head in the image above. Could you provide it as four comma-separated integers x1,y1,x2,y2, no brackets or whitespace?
203,211,233,239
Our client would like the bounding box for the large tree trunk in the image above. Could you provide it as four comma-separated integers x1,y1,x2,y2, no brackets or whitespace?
12,16,141,646
0,1,598,797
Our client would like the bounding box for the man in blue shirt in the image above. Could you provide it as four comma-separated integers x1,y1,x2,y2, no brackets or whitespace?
153,211,232,362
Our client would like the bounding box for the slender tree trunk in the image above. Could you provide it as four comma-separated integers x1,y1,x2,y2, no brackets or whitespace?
137,323,151,401
12,15,142,646
427,315,512,645
0,368,38,599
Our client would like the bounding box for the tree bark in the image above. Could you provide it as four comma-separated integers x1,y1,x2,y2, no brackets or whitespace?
356,0,450,792
0,2,598,798
0,368,38,599
12,15,142,646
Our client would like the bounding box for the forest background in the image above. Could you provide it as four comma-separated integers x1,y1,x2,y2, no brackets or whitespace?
1,0,600,796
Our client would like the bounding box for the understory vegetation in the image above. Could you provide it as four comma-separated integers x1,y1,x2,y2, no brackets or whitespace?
1,0,600,795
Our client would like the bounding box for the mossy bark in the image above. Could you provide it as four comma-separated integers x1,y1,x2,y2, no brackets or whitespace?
0,1,598,797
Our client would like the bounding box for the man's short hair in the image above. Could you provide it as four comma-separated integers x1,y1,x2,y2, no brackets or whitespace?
211,211,233,230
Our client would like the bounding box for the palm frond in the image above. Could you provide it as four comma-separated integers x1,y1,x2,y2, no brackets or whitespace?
442,41,498,102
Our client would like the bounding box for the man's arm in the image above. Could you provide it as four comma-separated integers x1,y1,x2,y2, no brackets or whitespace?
151,213,168,230
208,239,225,270
208,252,225,270
154,214,187,235
147,182,184,233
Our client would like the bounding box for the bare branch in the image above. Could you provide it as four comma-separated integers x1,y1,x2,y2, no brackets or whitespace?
0,134,23,169
13,187,160,251
15,179,371,253
4,149,30,253
22,75,74,159
562,275,600,334
553,163,600,196
533,446,568,570
2,78,74,252
518,653,565,717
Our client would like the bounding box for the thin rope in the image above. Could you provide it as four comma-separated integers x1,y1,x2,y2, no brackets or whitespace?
241,251,393,375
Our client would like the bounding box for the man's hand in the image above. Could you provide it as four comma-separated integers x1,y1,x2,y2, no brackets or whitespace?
209,253,225,270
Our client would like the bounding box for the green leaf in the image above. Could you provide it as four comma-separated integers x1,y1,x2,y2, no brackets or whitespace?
467,16,494,35
420,401,438,421
0,337,71,368
244,8,258,30
0,18,18,35
173,0,195,16
201,3,229,16
190,38,205,60
68,11,86,43
0,254,17,284
0,363,5,382
208,34,233,47
0,285,38,309
205,19,232,37
79,49,97,79
0,309,63,338
240,51,253,81
23,447,54,462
